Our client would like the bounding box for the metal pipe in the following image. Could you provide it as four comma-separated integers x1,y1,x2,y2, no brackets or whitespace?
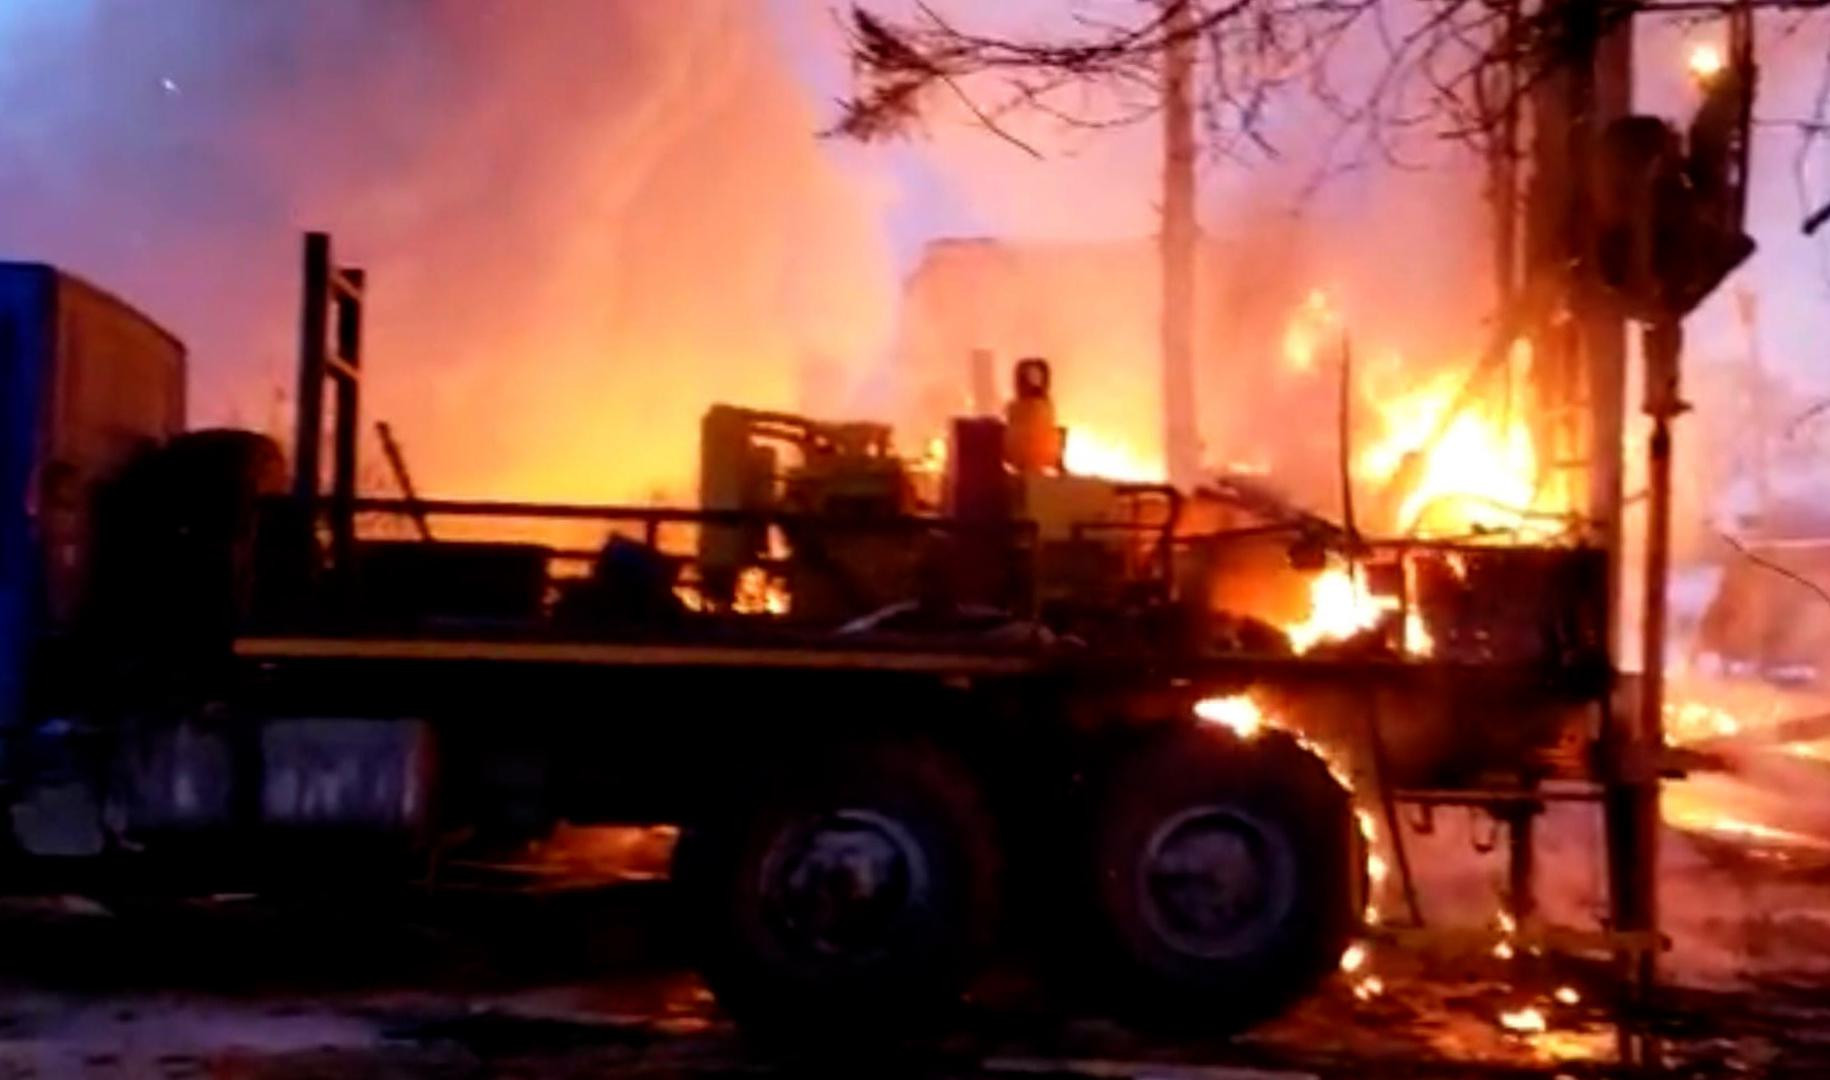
292,232,330,503
375,421,432,542
1624,318,1681,988
331,267,364,576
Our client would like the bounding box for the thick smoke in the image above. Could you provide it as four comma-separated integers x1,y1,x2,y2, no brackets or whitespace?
871,0,1495,511
0,1,896,503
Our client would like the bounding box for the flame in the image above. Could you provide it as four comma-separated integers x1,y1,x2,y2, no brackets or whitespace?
1499,1006,1548,1034
1785,738,1830,763
1194,694,1266,738
1554,985,1581,1006
1491,905,1521,959
1191,694,1384,931
1688,42,1726,80
732,567,790,615
1339,942,1368,973
1281,288,1337,373
1680,815,1830,848
1063,428,1163,482
1402,611,1435,656
909,434,950,507
1664,699,1742,744
1285,564,1396,653
1356,341,1554,538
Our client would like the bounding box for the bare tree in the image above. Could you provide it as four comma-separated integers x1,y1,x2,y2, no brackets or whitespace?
832,0,1827,202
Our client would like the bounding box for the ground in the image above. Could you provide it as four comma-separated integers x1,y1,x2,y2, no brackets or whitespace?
5,676,1830,1078
0,860,1824,1080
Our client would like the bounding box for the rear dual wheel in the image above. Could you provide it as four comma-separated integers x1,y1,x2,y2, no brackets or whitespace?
671,740,1000,1038
1090,725,1361,1029
672,727,1357,1039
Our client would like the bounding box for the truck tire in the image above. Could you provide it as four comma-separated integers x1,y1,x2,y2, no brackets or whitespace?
1089,725,1358,1030
672,740,1001,1038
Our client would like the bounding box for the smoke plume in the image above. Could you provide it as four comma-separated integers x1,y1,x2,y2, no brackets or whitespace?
0,0,896,503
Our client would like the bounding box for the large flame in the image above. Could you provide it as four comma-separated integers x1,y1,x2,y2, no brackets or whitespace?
1283,561,1432,656
1355,341,1547,538
1285,565,1395,653
1063,427,1164,482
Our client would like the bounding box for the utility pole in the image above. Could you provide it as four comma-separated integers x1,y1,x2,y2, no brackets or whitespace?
1488,0,1522,312
1160,0,1201,488
1523,0,1654,1016
1574,0,1655,1007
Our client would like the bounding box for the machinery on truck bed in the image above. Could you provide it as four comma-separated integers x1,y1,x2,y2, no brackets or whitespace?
0,233,1654,1038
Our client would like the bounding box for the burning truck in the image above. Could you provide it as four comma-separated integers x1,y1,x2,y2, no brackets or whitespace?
0,231,1662,1040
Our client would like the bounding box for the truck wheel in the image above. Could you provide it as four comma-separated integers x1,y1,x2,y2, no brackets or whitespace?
1090,725,1358,1030
673,740,1001,1038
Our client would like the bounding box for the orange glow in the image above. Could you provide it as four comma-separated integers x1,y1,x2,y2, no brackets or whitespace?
909,434,950,507
1284,564,1396,653
1499,1006,1547,1034
1063,427,1163,482
1688,42,1727,81
1403,611,1435,657
1356,342,1548,537
1664,699,1742,744
1194,694,1266,738
1679,814,1830,848
1281,288,1337,373
1339,942,1367,973
732,567,790,616
1193,694,1383,931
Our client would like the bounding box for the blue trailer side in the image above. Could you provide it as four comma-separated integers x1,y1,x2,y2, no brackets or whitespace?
0,264,185,777
0,266,56,772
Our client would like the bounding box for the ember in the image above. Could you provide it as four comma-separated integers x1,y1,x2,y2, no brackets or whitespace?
1339,942,1368,973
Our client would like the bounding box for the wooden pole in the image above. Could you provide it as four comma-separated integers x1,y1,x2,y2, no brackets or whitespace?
1160,0,1201,488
